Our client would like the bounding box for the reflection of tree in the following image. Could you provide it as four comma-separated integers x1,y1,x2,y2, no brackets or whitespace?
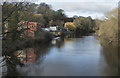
4,42,52,76
3,36,83,76
101,46,118,75
64,35,77,42
4,54,23,76
33,43,52,62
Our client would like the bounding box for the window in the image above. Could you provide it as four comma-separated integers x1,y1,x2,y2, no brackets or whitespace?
30,26,34,28
28,57,33,59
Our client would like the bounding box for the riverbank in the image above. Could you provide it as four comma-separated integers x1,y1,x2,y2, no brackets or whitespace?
2,31,54,56
95,30,118,47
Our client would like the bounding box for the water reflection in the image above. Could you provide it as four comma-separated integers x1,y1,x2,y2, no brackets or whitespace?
100,46,118,75
3,42,52,76
3,36,119,76
14,48,36,64
51,37,64,48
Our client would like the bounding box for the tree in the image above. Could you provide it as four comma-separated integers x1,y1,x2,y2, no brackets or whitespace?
18,2,38,21
7,7,20,40
73,16,95,34
55,9,66,21
94,19,103,30
2,2,37,40
32,13,46,27
37,3,54,27
73,15,78,19
64,22,76,31
49,20,64,26
98,8,118,46
73,16,86,30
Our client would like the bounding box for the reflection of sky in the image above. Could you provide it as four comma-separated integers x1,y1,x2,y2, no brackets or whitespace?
15,36,118,76
17,36,108,76
35,0,119,19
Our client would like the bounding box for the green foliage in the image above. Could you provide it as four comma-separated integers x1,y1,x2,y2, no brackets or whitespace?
55,9,67,21
32,14,46,27
37,3,67,27
73,16,95,34
2,2,17,22
7,10,20,40
49,20,64,26
37,3,54,27
2,2,67,40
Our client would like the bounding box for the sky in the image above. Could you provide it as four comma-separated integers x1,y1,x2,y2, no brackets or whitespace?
35,0,119,19
1,0,119,19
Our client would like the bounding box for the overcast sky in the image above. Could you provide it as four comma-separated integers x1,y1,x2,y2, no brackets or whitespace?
2,0,119,19
35,0,119,19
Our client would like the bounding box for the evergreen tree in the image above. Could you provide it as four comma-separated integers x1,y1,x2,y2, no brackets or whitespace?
7,9,20,41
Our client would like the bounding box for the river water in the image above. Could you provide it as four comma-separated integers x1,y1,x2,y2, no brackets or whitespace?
3,36,118,76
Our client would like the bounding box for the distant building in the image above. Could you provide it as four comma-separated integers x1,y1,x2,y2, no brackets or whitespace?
3,21,40,39
49,26,63,31
49,26,57,31
41,26,63,32
18,21,38,38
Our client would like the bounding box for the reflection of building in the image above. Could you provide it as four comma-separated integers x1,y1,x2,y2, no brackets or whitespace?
14,48,36,64
51,37,64,48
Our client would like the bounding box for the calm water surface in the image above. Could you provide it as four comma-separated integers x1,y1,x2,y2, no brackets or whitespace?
5,36,118,76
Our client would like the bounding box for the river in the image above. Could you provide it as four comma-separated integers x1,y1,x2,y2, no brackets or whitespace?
2,36,118,76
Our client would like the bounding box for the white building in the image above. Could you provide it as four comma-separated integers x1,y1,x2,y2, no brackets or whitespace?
49,27,57,31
